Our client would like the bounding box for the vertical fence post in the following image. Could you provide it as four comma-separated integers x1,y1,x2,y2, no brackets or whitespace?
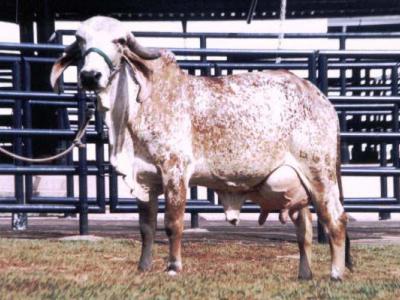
109,166,119,212
190,212,199,228
207,189,215,203
339,33,347,96
77,91,88,235
200,35,207,76
392,67,400,213
380,66,400,220
340,111,350,163
318,54,328,95
22,60,33,208
380,141,388,212
95,107,106,212
190,187,199,228
308,52,317,84
11,62,27,231
317,53,328,243
55,32,76,213
394,103,400,203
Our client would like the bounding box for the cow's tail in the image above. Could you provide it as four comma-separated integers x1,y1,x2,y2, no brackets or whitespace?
336,130,354,272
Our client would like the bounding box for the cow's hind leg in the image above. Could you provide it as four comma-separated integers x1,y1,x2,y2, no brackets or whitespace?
310,178,347,281
290,206,313,280
138,190,160,271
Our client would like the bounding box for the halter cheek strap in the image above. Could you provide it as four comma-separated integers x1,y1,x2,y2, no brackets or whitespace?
83,47,115,71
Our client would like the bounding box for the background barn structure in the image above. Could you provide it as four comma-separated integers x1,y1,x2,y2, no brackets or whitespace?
0,0,400,240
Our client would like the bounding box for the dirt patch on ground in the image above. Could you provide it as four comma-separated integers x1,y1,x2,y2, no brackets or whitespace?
0,217,399,245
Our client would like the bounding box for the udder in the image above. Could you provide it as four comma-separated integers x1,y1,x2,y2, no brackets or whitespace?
218,165,310,226
248,165,310,224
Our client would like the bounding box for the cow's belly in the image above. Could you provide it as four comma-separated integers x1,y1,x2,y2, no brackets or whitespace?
191,87,291,188
191,129,290,192
190,156,284,192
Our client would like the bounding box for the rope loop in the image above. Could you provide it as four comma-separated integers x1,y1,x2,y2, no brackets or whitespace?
0,106,94,163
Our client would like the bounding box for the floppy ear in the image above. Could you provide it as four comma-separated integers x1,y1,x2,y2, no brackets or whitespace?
123,49,153,103
50,41,81,92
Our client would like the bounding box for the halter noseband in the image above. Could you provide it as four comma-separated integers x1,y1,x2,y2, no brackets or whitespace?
82,46,142,101
83,47,116,71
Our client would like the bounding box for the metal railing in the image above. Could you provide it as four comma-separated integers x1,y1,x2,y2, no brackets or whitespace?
1,32,400,234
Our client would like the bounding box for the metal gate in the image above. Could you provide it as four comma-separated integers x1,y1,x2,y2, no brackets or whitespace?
1,31,400,234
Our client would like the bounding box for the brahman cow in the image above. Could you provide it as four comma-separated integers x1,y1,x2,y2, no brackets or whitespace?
50,16,352,280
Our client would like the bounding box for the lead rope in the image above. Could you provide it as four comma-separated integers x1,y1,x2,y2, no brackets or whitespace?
276,0,287,64
0,107,94,163
121,50,143,103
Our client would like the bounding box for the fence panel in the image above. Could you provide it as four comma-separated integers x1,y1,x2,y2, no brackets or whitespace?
1,34,400,235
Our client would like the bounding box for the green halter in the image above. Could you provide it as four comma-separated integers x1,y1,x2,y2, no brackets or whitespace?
83,47,115,71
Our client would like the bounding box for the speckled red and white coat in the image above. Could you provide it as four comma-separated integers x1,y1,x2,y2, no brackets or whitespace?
50,15,349,280
134,58,324,182
100,49,344,220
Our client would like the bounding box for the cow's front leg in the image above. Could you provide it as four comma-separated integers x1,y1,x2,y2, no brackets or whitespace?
138,189,160,271
161,158,189,275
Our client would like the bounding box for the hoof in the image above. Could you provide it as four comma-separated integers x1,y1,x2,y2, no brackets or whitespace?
330,276,343,282
298,273,313,281
138,263,151,272
138,258,152,272
167,270,178,276
330,267,344,282
166,261,182,276
345,260,354,272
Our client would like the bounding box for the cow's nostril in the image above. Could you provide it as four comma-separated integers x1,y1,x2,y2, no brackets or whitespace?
94,72,102,81
80,70,90,80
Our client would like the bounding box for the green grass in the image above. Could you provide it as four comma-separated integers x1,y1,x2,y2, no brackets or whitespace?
0,238,399,299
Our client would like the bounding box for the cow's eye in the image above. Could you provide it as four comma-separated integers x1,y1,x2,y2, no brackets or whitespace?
76,35,85,45
117,38,126,45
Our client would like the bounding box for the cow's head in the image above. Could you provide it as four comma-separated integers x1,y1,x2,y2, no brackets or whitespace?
218,192,245,226
50,16,161,97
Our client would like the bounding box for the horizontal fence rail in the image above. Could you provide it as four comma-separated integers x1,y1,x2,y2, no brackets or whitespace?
1,32,400,234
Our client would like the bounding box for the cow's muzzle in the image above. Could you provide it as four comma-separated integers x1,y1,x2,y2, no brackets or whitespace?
80,70,102,90
80,47,119,91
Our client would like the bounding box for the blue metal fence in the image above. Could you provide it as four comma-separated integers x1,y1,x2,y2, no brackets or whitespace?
1,31,400,234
